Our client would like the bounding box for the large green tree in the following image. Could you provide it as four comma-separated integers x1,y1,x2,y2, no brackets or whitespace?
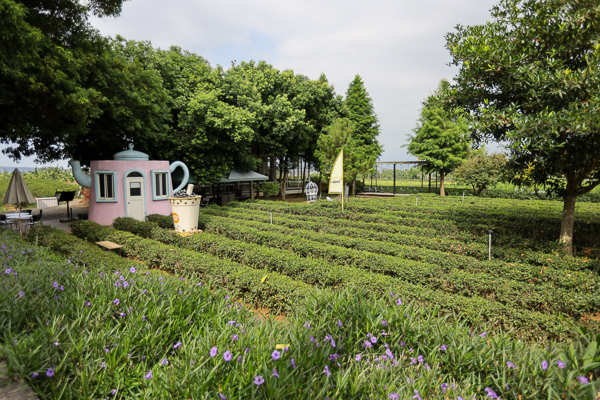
337,75,382,193
316,118,379,195
224,61,345,198
407,79,470,196
446,0,600,255
0,0,131,162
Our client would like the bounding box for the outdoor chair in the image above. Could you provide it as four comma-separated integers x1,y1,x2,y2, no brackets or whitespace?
26,209,43,230
0,214,13,230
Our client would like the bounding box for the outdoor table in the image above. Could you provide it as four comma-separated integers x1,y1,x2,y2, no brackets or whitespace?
6,213,32,234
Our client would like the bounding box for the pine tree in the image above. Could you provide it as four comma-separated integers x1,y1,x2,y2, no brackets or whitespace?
341,75,382,193
345,75,380,147
407,79,470,196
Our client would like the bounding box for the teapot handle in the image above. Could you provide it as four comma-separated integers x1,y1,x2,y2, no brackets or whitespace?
169,161,189,194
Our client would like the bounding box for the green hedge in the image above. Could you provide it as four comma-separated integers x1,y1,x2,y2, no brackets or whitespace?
202,206,600,278
68,220,320,314
190,216,598,320
111,218,583,341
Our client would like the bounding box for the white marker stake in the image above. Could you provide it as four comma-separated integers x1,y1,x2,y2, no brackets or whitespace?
462,191,465,202
488,230,493,260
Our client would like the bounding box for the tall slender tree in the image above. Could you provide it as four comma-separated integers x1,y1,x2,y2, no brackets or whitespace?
407,79,470,196
342,75,382,193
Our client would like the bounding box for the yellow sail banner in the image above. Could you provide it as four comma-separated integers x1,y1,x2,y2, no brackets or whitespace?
329,149,344,194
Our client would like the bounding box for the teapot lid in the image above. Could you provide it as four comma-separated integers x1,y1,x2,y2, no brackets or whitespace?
114,143,149,161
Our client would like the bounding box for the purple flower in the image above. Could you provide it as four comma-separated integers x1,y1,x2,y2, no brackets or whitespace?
417,355,424,363
441,383,449,391
364,340,372,349
123,281,129,289
130,267,136,273
389,393,399,400
323,365,331,377
412,390,422,400
396,298,402,306
479,332,487,338
337,319,342,327
390,291,394,297
541,360,548,370
439,345,447,351
370,336,377,344
272,368,279,378
54,341,60,346
30,372,39,378
173,342,182,349
210,347,218,357
18,291,24,297
254,375,264,386
385,349,394,360
304,321,311,329
237,356,242,363
223,351,232,362
382,320,388,326
228,320,236,325
355,354,362,361
484,387,499,399
160,358,168,366
507,361,516,368
556,359,565,368
46,368,55,377
271,350,281,360
232,334,239,341
219,395,226,400
100,362,106,368
291,358,296,369
577,376,589,384
84,301,91,307
113,299,120,305
53,282,58,288
144,370,152,379
410,357,417,365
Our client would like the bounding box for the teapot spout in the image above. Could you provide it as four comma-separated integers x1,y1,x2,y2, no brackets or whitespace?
69,160,92,188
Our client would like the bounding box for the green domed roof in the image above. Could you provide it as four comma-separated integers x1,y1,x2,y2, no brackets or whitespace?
113,143,149,161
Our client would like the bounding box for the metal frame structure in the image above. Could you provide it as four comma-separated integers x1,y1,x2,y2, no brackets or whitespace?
373,161,432,194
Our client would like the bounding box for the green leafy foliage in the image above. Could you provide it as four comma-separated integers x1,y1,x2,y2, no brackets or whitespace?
454,150,507,195
445,0,600,252
407,79,470,196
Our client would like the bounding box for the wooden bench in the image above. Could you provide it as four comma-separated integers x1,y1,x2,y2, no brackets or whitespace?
95,241,123,252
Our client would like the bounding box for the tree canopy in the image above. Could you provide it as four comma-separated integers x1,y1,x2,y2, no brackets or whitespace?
454,150,507,195
0,0,131,162
407,79,470,196
446,0,600,254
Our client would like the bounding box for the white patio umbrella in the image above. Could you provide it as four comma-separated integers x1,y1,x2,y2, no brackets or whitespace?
3,168,35,216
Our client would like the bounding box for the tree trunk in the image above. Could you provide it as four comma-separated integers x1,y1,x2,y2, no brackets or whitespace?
439,171,446,196
281,162,288,201
559,193,577,256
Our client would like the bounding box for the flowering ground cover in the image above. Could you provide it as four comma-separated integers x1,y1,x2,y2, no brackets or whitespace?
1,194,599,398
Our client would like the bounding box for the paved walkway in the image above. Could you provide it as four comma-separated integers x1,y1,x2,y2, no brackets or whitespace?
0,347,37,400
0,202,89,399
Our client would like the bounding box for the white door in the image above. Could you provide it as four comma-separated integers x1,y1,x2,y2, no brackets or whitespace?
126,175,145,221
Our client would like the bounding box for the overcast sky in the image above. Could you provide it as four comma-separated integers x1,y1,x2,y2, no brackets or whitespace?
3,0,499,168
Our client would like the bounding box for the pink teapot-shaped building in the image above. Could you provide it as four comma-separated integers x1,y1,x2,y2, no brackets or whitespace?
70,144,189,225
